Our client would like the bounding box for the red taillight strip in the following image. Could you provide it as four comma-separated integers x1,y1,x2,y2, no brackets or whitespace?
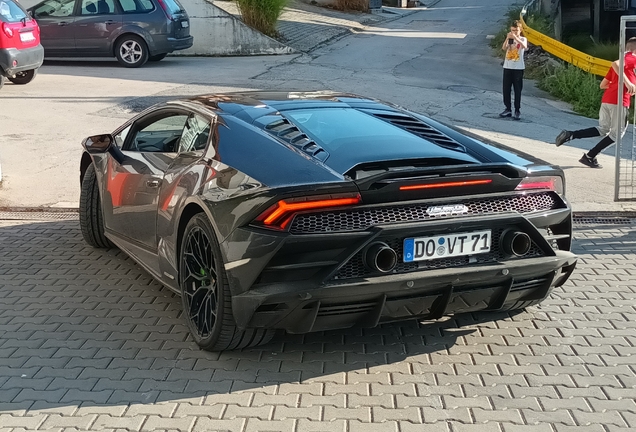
399,179,492,191
155,0,174,20
260,194,362,229
515,180,554,191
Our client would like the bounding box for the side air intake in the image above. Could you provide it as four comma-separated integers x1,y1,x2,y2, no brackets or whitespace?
367,111,466,152
265,119,329,161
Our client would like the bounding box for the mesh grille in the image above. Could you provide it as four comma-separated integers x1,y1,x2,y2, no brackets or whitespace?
332,228,544,281
290,193,559,234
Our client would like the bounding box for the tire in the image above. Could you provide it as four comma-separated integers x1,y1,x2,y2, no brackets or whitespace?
8,69,37,85
79,164,115,249
148,53,167,62
115,35,149,68
179,214,275,351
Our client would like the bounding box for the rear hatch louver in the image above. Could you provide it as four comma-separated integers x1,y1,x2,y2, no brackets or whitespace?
265,119,329,162
366,111,466,152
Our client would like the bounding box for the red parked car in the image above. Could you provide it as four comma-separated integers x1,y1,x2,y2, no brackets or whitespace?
0,0,44,88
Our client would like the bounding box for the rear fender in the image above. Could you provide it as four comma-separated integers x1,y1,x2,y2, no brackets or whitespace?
110,27,155,55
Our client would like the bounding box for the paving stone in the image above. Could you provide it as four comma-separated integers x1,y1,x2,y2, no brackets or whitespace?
142,416,196,431
191,417,246,432
323,407,370,422
0,414,48,428
243,418,296,432
39,414,97,429
295,419,347,432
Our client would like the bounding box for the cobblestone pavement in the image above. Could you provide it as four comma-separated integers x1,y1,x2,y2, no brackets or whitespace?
1,215,636,431
211,0,428,53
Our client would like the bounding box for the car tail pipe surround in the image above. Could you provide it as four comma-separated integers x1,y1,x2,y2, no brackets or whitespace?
501,230,532,257
365,242,398,273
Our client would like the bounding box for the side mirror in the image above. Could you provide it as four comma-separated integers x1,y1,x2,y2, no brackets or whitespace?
82,134,113,154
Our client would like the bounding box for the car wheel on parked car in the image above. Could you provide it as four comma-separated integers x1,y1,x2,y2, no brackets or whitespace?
7,69,37,85
179,214,276,351
115,35,148,68
148,53,167,62
79,164,114,249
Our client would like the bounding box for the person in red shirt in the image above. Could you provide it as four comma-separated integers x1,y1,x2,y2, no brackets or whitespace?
554,38,636,168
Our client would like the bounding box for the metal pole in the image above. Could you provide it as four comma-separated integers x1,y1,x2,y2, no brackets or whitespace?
615,17,627,201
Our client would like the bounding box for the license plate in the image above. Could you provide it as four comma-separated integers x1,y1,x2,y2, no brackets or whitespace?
20,32,35,42
403,230,491,262
181,21,189,28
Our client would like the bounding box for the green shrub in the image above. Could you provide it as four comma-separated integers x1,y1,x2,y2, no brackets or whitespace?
537,63,603,118
586,43,619,61
334,0,368,11
236,0,288,37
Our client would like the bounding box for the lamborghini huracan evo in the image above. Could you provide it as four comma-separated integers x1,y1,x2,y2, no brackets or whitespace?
79,91,578,351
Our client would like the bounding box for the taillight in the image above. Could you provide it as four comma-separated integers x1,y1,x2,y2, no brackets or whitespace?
2,23,14,38
256,193,362,231
399,179,492,191
155,0,174,20
515,176,564,195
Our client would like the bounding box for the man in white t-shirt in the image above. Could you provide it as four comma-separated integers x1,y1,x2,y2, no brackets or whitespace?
499,21,528,121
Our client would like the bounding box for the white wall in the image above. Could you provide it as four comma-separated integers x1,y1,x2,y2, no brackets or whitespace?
180,0,294,56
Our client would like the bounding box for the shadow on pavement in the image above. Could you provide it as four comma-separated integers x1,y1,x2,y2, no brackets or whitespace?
0,218,526,410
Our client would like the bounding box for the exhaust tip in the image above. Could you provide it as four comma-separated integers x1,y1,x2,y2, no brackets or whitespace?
502,230,532,257
365,242,398,273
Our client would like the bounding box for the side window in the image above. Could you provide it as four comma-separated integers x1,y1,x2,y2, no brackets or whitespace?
114,124,131,148
128,113,189,153
117,0,153,13
33,0,76,18
177,114,211,153
80,0,115,15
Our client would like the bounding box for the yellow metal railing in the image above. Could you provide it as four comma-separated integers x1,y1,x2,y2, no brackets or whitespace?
520,13,612,77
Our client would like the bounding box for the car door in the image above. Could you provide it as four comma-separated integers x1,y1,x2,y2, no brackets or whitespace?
71,0,121,55
31,0,77,55
104,109,189,253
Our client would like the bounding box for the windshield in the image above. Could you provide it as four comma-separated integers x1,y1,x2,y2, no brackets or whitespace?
283,108,428,151
0,0,28,23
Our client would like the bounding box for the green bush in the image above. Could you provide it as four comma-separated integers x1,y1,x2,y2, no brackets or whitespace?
563,32,619,61
236,0,288,37
586,43,619,61
334,0,368,11
537,64,603,118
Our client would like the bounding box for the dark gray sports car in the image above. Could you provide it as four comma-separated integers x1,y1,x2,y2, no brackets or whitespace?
79,91,577,351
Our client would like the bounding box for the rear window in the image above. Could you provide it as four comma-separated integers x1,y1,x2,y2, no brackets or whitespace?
283,108,424,151
0,0,28,23
160,0,183,14
118,0,154,13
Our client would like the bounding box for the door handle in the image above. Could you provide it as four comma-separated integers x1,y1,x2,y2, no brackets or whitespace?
104,20,115,25
146,179,161,188
57,21,69,26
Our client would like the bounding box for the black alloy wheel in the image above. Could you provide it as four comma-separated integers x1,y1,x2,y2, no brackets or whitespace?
179,214,275,351
79,164,114,249
8,69,37,85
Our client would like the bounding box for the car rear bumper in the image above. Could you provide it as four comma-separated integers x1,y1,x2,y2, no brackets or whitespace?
231,252,577,333
0,45,44,76
151,36,193,55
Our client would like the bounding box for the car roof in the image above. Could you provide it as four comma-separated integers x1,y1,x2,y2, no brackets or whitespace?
175,91,396,117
